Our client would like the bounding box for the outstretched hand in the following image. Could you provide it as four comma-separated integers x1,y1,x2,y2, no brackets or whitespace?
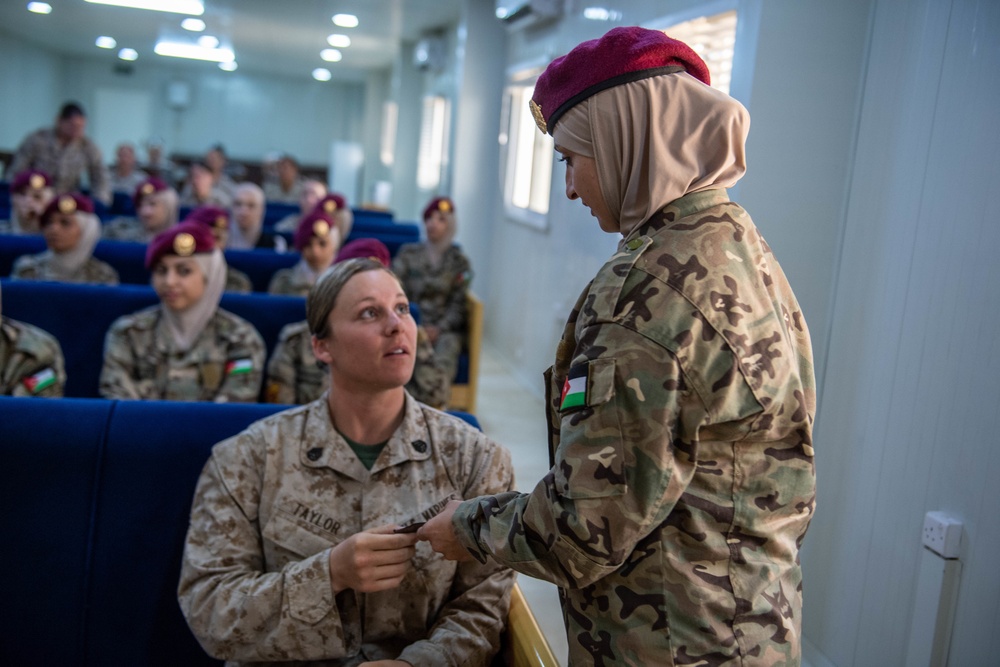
416,499,474,562
329,524,419,593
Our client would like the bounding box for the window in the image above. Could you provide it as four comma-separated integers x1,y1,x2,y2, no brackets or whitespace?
416,95,450,191
380,101,398,167
500,70,553,229
654,8,738,95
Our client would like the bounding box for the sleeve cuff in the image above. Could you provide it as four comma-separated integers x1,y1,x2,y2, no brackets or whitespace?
283,548,340,626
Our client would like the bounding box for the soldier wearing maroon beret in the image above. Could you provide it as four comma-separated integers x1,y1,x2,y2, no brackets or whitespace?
11,192,119,285
267,208,342,297
102,176,179,242
392,196,473,407
182,206,252,293
99,221,264,402
0,169,54,235
312,192,354,240
420,27,817,667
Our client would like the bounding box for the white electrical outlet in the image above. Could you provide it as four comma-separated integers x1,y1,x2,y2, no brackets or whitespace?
922,511,962,559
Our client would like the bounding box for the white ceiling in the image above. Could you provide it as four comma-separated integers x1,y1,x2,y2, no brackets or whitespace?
0,0,464,81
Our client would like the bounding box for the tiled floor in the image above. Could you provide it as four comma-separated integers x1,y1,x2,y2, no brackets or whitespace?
473,343,569,665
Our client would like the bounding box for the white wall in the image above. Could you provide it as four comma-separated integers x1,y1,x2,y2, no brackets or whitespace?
0,36,62,157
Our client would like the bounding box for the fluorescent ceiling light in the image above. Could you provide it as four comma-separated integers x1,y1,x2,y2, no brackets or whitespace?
181,18,205,31
154,40,234,62
84,0,203,15
327,34,351,48
118,48,138,61
27,2,52,14
197,35,219,48
332,13,358,28
312,68,332,82
96,36,117,49
219,61,237,72
320,49,342,62
583,7,622,21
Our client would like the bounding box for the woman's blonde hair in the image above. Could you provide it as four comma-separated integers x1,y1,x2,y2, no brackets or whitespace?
307,258,400,339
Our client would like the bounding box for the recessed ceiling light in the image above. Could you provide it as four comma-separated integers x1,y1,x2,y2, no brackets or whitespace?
27,2,52,14
84,0,204,15
326,34,351,48
118,47,139,61
197,35,219,48
219,61,237,72
320,49,342,62
331,13,358,28
96,36,117,49
154,40,234,62
181,18,205,31
312,67,332,82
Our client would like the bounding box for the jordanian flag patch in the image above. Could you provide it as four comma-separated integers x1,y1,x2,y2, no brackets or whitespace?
23,368,56,394
560,364,588,411
226,359,254,375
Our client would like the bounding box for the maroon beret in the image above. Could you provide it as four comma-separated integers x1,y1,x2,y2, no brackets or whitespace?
11,169,52,194
184,205,230,231
132,176,169,208
293,209,337,252
313,193,347,218
422,196,454,221
145,220,215,269
335,238,391,267
40,193,94,226
530,26,710,135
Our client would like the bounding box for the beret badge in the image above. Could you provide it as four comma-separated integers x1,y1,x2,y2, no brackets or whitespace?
323,200,338,213
29,174,45,190
438,199,452,213
529,99,547,135
141,183,155,195
313,220,330,237
215,215,227,229
58,196,77,214
174,232,196,256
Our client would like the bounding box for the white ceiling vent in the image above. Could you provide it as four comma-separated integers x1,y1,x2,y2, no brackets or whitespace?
495,0,563,30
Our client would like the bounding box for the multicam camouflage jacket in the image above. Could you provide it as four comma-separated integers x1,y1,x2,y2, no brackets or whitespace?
267,260,316,298
391,244,471,335
454,189,817,666
0,317,66,397
265,320,451,409
225,266,253,294
99,305,265,402
178,394,515,666
11,252,120,286
101,216,150,242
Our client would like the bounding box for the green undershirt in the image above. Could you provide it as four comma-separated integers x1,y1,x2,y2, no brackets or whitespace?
338,429,388,470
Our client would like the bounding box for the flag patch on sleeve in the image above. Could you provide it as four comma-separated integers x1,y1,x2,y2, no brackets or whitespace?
225,359,254,375
22,368,56,394
560,363,588,411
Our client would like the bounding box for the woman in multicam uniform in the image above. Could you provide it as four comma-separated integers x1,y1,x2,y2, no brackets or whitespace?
11,193,119,285
420,27,817,667
391,197,472,404
0,282,66,397
102,176,178,243
267,207,341,297
266,239,451,408
178,257,515,666
182,205,253,293
98,221,264,402
0,169,54,235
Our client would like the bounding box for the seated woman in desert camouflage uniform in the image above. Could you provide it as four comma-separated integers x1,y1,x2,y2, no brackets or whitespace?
266,239,451,408
11,193,119,286
102,176,178,243
0,282,66,397
179,257,514,666
99,221,264,402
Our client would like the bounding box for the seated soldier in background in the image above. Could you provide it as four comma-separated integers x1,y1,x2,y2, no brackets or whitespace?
266,239,451,408
102,176,179,242
228,182,280,250
262,154,304,204
273,178,326,233
183,205,253,293
314,192,354,240
99,221,264,402
0,282,66,397
108,142,148,195
267,207,341,297
178,257,514,666
0,170,54,235
11,193,119,286
180,161,232,209
203,144,239,202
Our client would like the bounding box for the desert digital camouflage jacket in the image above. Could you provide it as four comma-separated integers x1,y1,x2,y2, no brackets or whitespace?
265,320,451,408
11,252,119,286
0,317,66,397
178,394,515,666
455,189,817,666
99,305,264,402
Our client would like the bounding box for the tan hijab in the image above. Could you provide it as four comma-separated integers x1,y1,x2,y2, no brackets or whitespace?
160,248,227,351
45,211,102,280
553,72,749,237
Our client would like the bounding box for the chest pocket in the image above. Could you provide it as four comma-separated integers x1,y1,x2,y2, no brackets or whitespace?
552,357,626,500
262,510,338,561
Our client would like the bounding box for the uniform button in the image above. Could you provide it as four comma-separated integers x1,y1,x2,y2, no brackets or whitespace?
411,440,427,453
307,448,322,461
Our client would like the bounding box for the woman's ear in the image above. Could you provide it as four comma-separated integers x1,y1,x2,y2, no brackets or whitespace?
312,334,334,366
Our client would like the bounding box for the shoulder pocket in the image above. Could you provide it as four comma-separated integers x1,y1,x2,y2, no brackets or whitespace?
553,357,626,499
